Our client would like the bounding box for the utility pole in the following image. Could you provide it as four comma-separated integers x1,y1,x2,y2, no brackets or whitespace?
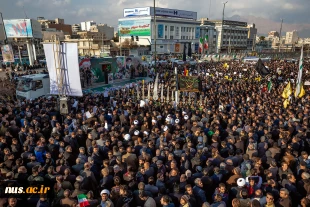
0,12,7,44
119,24,122,56
219,1,228,60
153,0,157,72
279,18,283,53
208,0,212,19
101,33,104,54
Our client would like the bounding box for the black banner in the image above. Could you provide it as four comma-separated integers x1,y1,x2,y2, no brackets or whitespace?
178,75,200,92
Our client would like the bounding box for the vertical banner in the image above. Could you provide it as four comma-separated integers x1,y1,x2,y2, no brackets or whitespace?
158,24,164,38
175,43,180,53
195,27,200,39
1,45,14,62
43,43,83,97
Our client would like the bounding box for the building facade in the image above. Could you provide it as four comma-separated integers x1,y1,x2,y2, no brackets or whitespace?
72,24,81,33
247,24,257,51
37,17,72,35
285,30,298,44
211,20,250,53
81,21,96,31
118,7,217,55
89,24,114,40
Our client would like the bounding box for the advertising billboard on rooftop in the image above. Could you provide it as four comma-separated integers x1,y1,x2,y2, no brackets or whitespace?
4,19,33,38
119,18,151,37
123,7,197,20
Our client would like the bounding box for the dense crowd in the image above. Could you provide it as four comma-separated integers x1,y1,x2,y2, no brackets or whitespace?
0,57,310,207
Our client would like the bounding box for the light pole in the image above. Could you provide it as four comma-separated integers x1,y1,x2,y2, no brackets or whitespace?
153,0,157,72
0,12,8,44
119,24,122,56
279,18,283,53
219,1,228,56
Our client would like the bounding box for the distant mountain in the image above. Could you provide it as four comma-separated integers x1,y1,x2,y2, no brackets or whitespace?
228,15,310,38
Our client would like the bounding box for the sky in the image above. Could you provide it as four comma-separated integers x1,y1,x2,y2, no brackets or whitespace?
1,0,309,31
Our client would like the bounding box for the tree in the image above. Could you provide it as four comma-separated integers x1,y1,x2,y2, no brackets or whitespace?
259,36,265,41
113,36,119,42
120,39,138,49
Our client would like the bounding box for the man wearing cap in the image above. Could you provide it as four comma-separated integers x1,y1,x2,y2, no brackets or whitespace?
99,189,114,207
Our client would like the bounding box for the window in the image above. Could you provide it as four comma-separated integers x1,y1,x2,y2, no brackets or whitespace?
160,46,164,48
17,80,31,92
170,35,174,39
165,26,167,31
170,26,174,32
165,35,167,39
186,27,189,32
32,80,43,90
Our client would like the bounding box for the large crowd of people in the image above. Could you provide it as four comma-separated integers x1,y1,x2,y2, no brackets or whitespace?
0,57,310,207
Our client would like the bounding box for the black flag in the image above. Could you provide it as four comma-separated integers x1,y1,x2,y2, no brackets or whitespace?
188,43,192,57
183,43,186,61
255,59,270,77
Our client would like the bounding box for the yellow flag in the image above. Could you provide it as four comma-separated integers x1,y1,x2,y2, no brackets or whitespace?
255,77,261,82
298,85,306,98
224,63,228,68
282,82,292,99
224,76,229,80
283,99,289,109
228,77,232,81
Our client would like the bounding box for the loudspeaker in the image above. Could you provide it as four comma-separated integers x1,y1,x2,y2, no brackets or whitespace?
59,97,70,115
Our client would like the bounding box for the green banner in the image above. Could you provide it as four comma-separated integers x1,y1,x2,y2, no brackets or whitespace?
119,18,151,37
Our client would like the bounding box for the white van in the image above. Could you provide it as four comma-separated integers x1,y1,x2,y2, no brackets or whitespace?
16,74,50,100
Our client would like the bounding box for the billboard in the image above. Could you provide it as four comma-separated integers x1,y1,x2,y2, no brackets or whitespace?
43,43,83,97
1,45,14,62
150,7,197,20
4,19,33,38
223,20,247,27
124,7,151,17
158,24,164,38
119,18,151,37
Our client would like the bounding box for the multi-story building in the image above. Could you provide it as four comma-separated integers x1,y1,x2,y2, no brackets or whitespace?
268,31,279,38
211,20,250,53
285,30,298,44
81,21,96,31
89,24,114,40
118,7,216,55
64,31,112,56
42,28,65,42
247,24,257,51
72,24,81,33
37,17,72,35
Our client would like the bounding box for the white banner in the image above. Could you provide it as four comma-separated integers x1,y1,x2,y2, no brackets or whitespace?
43,43,83,97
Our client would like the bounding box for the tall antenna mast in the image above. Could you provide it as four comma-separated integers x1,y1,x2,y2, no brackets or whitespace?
23,6,28,19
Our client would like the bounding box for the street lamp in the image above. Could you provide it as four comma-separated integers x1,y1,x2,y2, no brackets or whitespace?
279,18,283,53
219,1,228,55
153,0,157,72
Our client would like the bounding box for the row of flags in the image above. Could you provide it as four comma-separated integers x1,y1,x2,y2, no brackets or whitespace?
281,45,305,108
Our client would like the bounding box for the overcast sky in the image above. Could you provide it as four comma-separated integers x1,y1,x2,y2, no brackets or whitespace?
1,0,309,30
